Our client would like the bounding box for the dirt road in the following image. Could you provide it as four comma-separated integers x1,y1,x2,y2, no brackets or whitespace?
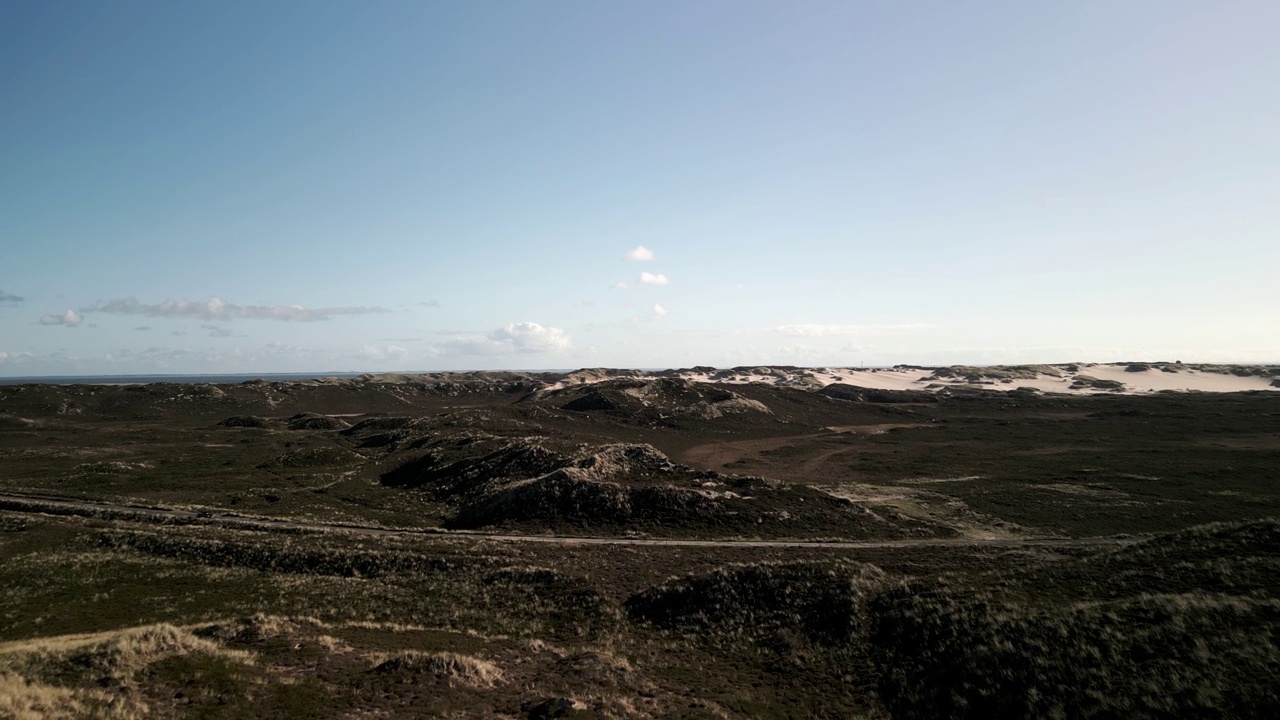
0,492,1136,550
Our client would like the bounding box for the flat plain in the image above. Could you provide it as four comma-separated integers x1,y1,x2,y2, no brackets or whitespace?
1,365,1277,719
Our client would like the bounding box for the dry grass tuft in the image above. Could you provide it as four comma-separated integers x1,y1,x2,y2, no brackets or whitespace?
0,672,142,720
1,623,248,673
371,651,505,688
195,613,327,644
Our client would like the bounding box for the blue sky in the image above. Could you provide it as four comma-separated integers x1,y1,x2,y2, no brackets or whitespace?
2,1,1277,375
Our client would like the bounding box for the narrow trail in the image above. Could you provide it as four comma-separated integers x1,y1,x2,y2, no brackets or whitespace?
0,492,1137,550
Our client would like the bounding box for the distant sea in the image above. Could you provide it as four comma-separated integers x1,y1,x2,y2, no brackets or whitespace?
0,372,370,386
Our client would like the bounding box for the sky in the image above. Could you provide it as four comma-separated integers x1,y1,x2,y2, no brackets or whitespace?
2,1,1278,376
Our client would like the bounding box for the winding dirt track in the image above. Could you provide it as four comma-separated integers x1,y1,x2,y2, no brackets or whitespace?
0,491,1131,548
0,492,1136,550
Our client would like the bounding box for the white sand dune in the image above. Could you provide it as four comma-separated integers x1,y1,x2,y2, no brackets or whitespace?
654,363,1276,396
1072,365,1275,393
534,364,1275,396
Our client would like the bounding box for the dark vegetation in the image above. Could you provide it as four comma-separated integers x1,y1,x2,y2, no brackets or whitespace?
1,367,1278,718
870,520,1280,719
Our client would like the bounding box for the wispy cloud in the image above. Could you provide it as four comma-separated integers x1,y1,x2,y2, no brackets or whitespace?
652,303,668,319
611,281,630,289
639,272,669,285
419,299,440,308
624,245,655,261
134,326,151,331
39,309,83,327
0,290,23,303
94,297,388,322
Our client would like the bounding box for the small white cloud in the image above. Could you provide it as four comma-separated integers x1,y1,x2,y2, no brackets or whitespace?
611,281,630,289
440,321,572,355
39,309,83,327
356,344,410,361
773,324,858,337
488,322,572,353
639,272,669,285
624,245,655,261
652,303,668,319
770,323,931,337
777,343,821,359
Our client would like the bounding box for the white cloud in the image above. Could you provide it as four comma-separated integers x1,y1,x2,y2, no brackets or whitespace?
624,245,655,261
356,344,410,361
94,296,387,322
488,322,572,352
840,343,875,353
770,323,931,337
639,272,669,285
776,343,822,359
441,322,572,356
773,324,859,337
611,281,630,289
39,309,83,326
652,303,668,319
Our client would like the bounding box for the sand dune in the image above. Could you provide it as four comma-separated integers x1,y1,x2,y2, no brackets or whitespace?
659,363,1278,395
